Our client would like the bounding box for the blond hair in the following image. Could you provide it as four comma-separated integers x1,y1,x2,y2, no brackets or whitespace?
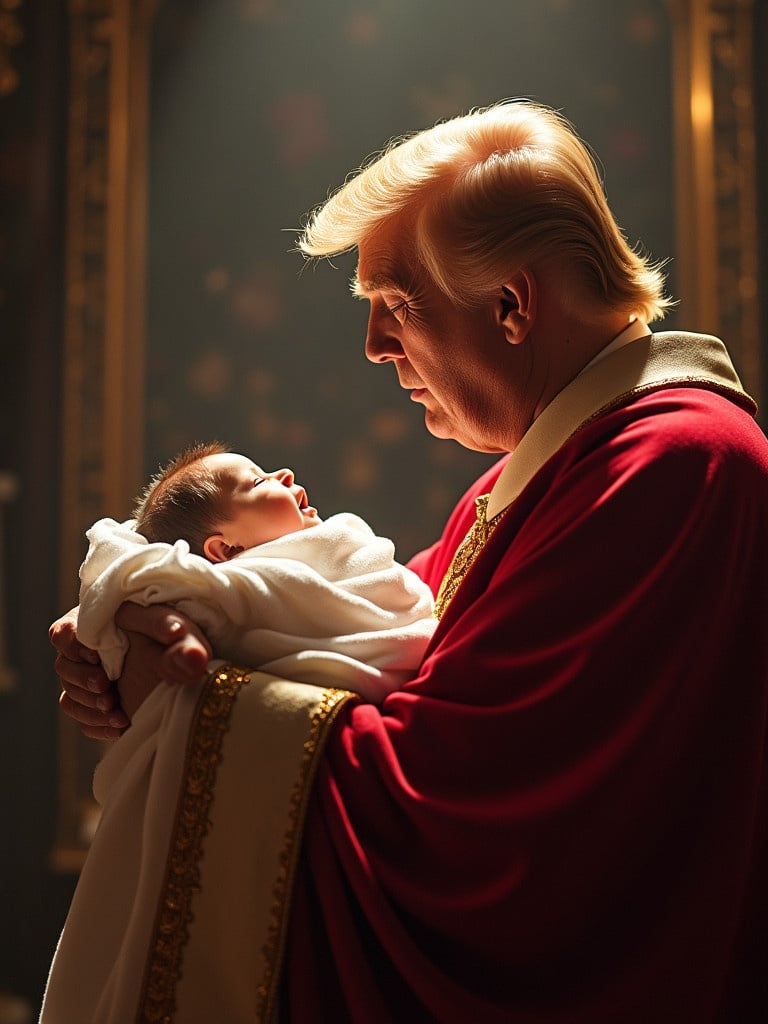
299,100,671,322
133,441,232,557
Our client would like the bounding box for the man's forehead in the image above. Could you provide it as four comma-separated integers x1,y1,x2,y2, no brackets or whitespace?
354,253,421,298
354,221,419,295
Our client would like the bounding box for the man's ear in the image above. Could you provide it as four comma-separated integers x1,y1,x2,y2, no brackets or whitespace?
498,267,537,346
203,534,242,563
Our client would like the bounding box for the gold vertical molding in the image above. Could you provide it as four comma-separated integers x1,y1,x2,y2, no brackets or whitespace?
104,0,153,515
670,0,718,332
711,0,761,402
670,0,761,405
55,0,154,869
0,0,25,97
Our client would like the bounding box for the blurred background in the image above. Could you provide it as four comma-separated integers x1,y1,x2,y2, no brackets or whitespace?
0,0,765,1016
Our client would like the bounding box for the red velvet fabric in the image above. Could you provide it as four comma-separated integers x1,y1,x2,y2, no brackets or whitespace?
282,388,768,1022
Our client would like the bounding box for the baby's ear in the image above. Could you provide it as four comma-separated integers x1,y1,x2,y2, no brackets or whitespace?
203,534,240,562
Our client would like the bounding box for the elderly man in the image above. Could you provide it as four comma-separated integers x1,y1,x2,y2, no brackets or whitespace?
49,101,768,1023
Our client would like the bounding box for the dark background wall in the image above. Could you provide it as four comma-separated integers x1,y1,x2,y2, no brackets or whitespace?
0,1,74,1017
0,0,763,1015
758,0,768,408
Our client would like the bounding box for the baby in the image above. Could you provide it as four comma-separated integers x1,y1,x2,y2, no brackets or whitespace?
77,441,436,702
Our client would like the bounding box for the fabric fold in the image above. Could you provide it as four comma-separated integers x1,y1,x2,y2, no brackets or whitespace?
77,511,435,703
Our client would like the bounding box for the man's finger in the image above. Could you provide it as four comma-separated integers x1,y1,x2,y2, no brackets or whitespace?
159,636,213,685
115,601,191,644
80,724,128,740
58,690,129,732
49,613,101,665
54,653,111,696
116,601,212,657
57,679,120,713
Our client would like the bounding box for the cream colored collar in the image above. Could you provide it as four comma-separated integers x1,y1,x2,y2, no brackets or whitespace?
485,331,755,520
580,318,651,372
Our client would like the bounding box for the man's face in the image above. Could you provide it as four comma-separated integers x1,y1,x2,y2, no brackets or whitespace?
355,221,538,453
203,453,319,552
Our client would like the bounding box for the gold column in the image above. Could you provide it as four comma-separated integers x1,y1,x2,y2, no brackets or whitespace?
54,0,155,870
670,0,761,404
0,0,25,96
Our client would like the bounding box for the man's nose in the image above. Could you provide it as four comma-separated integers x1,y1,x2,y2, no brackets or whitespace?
364,309,403,364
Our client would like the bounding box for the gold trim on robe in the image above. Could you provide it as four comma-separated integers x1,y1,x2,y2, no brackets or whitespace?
434,496,507,619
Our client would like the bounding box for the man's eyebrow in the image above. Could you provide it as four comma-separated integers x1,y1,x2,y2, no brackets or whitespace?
351,270,408,298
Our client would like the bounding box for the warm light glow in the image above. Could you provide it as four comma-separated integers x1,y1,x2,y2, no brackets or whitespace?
690,86,713,131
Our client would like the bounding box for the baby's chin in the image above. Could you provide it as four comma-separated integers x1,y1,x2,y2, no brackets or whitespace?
302,510,322,529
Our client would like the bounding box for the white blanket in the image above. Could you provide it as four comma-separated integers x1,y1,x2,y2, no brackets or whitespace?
77,511,436,703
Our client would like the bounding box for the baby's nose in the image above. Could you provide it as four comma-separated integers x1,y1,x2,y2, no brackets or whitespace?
272,468,294,486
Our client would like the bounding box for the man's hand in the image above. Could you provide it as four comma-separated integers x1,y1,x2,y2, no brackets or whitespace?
51,603,212,740
114,602,212,718
50,607,129,740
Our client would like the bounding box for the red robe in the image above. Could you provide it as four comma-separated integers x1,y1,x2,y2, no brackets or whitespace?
282,387,768,1022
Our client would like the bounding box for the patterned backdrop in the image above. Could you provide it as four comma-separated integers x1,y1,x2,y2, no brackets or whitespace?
143,0,674,560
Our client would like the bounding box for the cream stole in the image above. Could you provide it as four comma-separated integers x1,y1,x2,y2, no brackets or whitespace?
40,667,356,1024
136,667,356,1024
486,330,754,519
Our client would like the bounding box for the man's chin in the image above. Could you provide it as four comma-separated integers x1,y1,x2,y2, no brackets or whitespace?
424,413,505,454
423,411,455,442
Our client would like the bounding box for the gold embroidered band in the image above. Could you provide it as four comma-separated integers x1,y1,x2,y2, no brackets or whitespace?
434,495,506,619
257,685,356,1021
138,664,252,1024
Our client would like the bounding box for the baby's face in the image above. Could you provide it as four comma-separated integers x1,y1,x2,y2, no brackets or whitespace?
203,453,320,555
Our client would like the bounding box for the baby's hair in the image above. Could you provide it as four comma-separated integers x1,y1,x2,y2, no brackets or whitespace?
133,441,232,556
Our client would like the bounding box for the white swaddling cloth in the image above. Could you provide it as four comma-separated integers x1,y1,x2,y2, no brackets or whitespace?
77,511,436,702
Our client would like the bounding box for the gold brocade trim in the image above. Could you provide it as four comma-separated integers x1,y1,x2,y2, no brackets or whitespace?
433,495,506,620
578,377,756,433
257,686,358,1023
136,664,251,1024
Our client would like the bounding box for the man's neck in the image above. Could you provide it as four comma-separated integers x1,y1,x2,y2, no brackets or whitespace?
579,317,651,374
531,310,642,425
